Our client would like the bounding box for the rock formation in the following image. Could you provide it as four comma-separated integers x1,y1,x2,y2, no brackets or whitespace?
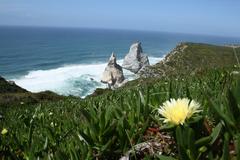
122,42,149,73
101,53,125,88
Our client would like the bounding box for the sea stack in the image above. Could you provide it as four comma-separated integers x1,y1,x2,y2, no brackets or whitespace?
122,42,149,73
101,53,125,88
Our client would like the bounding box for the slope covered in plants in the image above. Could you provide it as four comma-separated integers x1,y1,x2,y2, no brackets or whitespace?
139,42,240,78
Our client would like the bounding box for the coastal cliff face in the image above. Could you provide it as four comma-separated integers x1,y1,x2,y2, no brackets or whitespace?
139,42,240,78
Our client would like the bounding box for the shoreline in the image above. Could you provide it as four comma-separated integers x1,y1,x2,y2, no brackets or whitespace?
6,56,164,98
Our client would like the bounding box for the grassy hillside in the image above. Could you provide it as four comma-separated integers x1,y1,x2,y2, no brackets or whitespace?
1,43,240,159
139,42,240,78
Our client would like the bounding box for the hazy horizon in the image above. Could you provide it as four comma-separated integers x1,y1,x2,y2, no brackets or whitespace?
1,25,240,39
1,0,240,38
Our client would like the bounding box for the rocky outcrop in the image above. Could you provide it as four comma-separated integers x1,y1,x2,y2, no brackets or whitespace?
122,42,150,73
101,53,125,88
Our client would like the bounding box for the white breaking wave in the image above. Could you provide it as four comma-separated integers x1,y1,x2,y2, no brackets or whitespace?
12,57,163,98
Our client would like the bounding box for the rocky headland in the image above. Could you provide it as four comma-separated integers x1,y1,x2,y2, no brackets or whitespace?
139,42,240,78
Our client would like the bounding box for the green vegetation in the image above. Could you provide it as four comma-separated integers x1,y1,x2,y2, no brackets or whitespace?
140,42,240,77
0,77,64,107
1,43,240,159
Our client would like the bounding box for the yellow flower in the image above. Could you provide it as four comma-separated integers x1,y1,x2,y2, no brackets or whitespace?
158,98,201,125
1,128,8,135
50,122,54,127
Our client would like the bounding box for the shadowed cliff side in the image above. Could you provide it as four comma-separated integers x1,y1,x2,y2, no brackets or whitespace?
0,77,27,93
0,76,64,107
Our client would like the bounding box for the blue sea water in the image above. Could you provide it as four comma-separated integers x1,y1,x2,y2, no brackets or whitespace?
0,26,240,97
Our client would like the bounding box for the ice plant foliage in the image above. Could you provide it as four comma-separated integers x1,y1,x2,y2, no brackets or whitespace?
158,98,201,125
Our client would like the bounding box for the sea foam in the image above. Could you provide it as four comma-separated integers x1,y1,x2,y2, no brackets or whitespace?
12,57,163,97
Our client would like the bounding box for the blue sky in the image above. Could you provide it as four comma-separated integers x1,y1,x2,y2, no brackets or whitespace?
0,0,240,37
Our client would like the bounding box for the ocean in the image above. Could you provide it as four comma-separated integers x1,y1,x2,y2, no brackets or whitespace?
0,26,240,97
